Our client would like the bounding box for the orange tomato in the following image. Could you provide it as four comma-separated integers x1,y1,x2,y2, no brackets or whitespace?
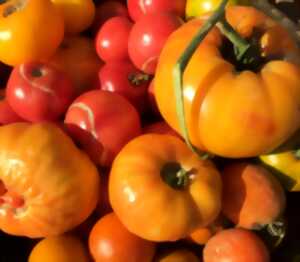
154,6,300,158
0,122,99,238
89,212,156,262
51,0,95,34
28,234,90,262
49,36,103,96
0,0,64,66
155,249,199,262
109,134,222,241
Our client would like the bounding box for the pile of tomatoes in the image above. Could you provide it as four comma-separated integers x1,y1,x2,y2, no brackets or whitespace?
0,0,300,261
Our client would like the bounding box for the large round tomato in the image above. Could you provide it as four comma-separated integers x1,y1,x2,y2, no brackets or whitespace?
0,122,99,238
0,0,64,66
109,134,222,241
154,6,300,158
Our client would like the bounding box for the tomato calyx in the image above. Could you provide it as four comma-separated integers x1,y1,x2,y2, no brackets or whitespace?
160,162,195,189
128,73,151,86
293,149,300,160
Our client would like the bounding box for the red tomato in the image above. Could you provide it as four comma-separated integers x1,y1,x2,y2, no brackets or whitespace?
64,90,141,166
98,60,151,113
95,16,133,62
127,0,186,21
203,228,270,262
128,13,183,74
0,89,23,124
143,121,179,137
89,213,156,262
6,62,74,122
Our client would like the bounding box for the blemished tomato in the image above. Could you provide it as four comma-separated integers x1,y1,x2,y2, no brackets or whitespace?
0,0,64,66
155,249,199,262
98,60,150,113
109,134,222,241
0,89,23,125
96,16,133,62
89,213,156,262
203,228,270,262
29,234,90,262
49,36,103,97
6,62,75,122
51,0,95,34
127,0,186,22
128,13,183,74
0,123,100,238
64,90,141,166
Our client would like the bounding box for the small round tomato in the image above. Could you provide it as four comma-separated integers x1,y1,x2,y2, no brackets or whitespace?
128,13,183,74
0,0,64,66
51,0,95,34
89,213,155,262
127,0,186,21
0,89,23,124
6,62,74,122
49,36,103,96
95,16,133,62
64,90,141,166
99,60,150,113
203,228,270,262
156,249,199,262
29,234,90,262
109,134,222,241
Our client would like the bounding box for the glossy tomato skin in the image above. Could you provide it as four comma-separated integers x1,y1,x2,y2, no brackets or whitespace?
0,0,64,66
128,13,183,74
128,0,186,21
6,62,75,122
64,90,141,166
203,228,270,262
96,16,133,62
99,60,150,113
0,89,23,125
89,213,156,262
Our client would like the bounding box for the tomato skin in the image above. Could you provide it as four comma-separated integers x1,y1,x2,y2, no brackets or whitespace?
89,213,156,262
128,13,183,74
143,121,179,137
99,60,150,113
203,228,270,262
156,249,199,262
51,0,95,34
109,134,222,241
0,0,64,66
0,90,23,124
6,62,75,122
127,0,186,22
64,90,141,166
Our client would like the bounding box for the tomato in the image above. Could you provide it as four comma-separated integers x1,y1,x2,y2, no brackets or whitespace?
260,151,300,191
0,89,23,125
128,13,183,74
51,0,95,34
185,0,249,19
98,60,150,113
203,228,270,262
64,90,141,166
109,134,222,241
0,0,64,66
91,0,129,34
89,212,156,262
6,62,74,122
29,234,90,262
127,0,186,22
49,36,103,97
0,122,99,238
143,121,179,137
154,6,300,158
156,249,199,262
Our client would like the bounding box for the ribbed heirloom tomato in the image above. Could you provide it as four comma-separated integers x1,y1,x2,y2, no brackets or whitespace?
154,6,300,158
109,134,222,241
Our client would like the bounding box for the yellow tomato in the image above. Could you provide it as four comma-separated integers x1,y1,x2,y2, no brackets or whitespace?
51,0,95,34
0,0,64,66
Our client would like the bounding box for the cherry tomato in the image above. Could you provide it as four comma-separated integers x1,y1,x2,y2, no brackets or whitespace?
6,62,74,122
143,121,179,137
91,0,129,34
128,13,183,74
89,213,156,262
64,90,141,166
0,89,23,125
95,16,133,62
51,0,95,34
203,228,270,262
127,0,186,22
98,60,151,113
0,0,64,66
